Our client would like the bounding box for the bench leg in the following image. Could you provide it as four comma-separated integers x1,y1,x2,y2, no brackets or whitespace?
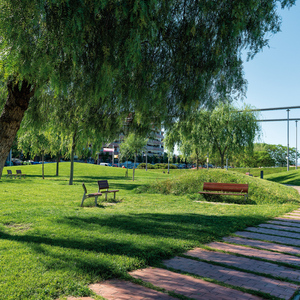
95,196,98,207
105,193,107,201
81,194,86,207
114,192,116,200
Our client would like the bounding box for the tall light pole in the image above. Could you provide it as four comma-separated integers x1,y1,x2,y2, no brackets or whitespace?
296,121,298,170
287,109,290,171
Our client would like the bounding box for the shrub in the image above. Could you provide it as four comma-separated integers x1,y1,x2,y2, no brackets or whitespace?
154,163,177,169
136,163,155,169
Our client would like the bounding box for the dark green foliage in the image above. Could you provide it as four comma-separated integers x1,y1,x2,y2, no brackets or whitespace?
136,163,155,169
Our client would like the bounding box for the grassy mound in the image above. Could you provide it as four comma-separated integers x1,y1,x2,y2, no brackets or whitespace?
138,169,300,205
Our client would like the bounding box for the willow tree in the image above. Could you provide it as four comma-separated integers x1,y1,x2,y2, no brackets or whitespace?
197,103,260,168
119,133,147,181
0,0,296,178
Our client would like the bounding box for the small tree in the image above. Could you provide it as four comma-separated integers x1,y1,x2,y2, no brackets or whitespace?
119,133,147,181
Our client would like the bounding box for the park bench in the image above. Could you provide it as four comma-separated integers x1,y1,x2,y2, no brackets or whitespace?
199,182,249,201
98,180,119,201
16,170,26,179
6,170,17,179
81,183,102,207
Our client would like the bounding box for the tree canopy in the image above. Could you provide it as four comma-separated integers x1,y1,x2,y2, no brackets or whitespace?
166,103,260,168
0,0,296,178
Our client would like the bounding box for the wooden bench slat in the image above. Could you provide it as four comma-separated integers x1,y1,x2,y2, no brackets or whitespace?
97,180,119,200
199,182,249,201
203,182,248,193
199,192,246,196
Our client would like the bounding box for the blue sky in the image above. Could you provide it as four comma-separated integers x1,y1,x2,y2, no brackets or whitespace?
237,3,300,149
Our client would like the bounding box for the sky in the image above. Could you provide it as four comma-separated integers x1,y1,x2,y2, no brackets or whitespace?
237,2,300,149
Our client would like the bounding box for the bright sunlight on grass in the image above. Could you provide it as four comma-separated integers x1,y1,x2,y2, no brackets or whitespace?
0,163,299,299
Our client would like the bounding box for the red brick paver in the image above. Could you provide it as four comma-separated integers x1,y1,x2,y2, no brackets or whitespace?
286,213,300,216
259,223,300,233
207,242,300,266
67,298,94,300
268,220,300,228
163,256,299,300
275,217,300,224
130,267,262,300
89,279,176,300
185,248,300,282
245,226,300,239
235,230,300,246
223,236,300,255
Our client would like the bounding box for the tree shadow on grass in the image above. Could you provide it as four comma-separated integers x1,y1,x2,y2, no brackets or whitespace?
0,213,275,281
267,173,300,186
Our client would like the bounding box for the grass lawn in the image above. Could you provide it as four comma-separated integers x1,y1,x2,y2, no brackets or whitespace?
265,169,300,185
229,166,296,177
0,163,299,300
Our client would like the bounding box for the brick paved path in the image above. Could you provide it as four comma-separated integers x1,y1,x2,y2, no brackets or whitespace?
269,220,300,228
130,268,262,300
185,248,300,282
235,230,300,246
245,226,300,239
223,236,300,255
65,207,300,300
275,217,300,224
207,242,300,266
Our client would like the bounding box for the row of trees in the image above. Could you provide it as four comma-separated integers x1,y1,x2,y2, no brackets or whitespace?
0,0,295,180
164,102,260,169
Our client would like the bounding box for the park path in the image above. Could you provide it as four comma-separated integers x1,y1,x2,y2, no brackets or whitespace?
65,189,300,300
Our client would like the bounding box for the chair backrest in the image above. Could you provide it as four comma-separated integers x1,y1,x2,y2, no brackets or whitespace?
98,180,109,190
82,183,87,194
16,170,21,174
7,170,12,174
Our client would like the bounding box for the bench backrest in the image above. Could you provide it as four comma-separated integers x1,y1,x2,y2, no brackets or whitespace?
82,183,87,194
203,182,248,193
16,170,22,174
98,180,109,190
7,170,12,174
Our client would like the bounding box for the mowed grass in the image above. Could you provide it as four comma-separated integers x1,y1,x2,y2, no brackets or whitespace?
229,166,296,177
265,169,300,185
0,163,299,300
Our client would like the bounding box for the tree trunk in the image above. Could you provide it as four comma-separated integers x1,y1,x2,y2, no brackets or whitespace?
220,153,225,168
56,153,60,176
196,152,199,170
133,152,137,181
69,131,77,185
42,151,45,179
0,80,34,179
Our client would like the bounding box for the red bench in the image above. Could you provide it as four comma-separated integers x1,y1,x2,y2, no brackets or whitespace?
199,182,249,201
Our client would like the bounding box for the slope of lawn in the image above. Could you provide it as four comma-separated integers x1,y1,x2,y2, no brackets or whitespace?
0,163,299,300
229,166,296,177
140,168,300,205
265,169,300,185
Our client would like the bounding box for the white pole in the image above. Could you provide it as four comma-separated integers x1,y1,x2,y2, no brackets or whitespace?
287,109,290,171
296,121,298,170
146,150,148,171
